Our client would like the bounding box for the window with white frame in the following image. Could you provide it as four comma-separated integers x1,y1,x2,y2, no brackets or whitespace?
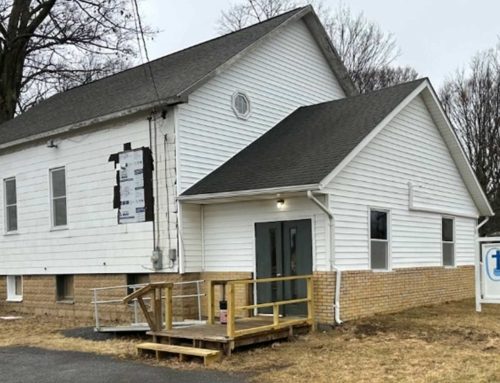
6,275,22,301
4,177,17,232
50,167,67,227
370,209,389,270
442,217,455,266
231,92,251,119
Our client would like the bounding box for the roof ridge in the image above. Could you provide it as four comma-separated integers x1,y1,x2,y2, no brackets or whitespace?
28,6,308,102
296,77,428,111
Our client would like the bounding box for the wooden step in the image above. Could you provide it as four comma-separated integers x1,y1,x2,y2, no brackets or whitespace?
137,342,221,366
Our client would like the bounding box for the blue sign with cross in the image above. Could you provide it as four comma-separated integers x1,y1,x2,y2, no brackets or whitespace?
485,249,500,281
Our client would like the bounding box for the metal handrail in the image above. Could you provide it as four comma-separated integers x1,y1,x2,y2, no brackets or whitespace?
90,280,205,331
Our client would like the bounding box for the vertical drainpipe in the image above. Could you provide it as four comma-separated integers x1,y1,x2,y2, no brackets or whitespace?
307,190,343,325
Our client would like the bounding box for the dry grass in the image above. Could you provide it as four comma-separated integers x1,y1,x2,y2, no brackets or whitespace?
2,299,500,382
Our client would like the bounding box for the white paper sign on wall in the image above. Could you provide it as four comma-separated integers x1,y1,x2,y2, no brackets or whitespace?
118,149,146,224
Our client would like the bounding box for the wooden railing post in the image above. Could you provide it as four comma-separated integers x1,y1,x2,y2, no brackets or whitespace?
164,285,173,330
273,303,279,329
153,287,162,332
307,276,315,330
207,280,214,325
227,282,235,338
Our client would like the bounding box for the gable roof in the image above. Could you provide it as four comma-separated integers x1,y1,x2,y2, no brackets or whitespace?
182,79,426,195
0,6,355,150
181,78,493,217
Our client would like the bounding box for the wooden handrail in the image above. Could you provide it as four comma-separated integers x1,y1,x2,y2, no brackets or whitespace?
122,282,173,304
220,275,315,338
228,274,314,285
236,297,310,311
121,282,174,332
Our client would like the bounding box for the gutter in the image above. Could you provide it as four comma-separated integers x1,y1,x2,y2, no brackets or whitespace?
306,190,342,325
178,184,320,202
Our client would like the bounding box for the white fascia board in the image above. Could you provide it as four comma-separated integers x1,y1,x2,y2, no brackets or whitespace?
0,97,184,152
319,81,428,188
178,184,320,203
420,84,494,217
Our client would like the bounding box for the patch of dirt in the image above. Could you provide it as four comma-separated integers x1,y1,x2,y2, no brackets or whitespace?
2,298,500,382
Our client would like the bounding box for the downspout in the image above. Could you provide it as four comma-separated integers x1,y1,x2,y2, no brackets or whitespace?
307,190,343,325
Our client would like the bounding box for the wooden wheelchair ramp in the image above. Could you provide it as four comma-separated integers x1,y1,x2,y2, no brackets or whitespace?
123,275,315,362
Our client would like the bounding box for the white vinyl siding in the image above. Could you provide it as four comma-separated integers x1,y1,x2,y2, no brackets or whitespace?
0,112,178,275
177,19,345,192
327,95,479,270
181,197,328,273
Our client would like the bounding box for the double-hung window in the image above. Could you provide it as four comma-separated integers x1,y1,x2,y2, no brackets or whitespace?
4,177,17,232
370,209,389,270
50,167,67,227
442,218,455,266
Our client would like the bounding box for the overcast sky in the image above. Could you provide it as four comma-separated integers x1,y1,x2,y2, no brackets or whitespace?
140,0,500,88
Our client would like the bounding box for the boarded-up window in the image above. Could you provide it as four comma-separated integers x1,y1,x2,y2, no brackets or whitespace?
56,275,74,301
442,218,455,266
370,210,389,270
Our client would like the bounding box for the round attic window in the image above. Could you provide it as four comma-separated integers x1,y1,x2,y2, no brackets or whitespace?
232,92,251,119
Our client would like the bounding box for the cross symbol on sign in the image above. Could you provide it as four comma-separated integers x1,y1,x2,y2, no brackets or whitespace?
493,250,500,276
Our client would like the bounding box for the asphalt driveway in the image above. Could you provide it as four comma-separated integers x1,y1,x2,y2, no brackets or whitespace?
0,347,246,383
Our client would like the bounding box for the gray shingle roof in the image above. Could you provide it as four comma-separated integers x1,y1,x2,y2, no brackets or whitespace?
182,79,427,196
1,6,354,148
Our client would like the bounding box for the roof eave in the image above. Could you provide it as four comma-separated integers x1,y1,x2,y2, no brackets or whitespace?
0,95,187,152
301,8,358,97
175,7,312,101
178,183,321,203
318,79,493,218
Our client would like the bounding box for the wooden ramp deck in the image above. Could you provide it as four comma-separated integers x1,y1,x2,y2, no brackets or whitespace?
148,315,312,355
122,275,315,359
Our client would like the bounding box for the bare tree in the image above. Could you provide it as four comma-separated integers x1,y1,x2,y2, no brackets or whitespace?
217,1,418,92
0,0,152,123
356,66,418,93
440,47,500,234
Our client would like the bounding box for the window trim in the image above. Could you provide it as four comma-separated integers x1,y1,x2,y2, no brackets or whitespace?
49,167,68,229
368,207,391,271
231,91,251,120
4,177,18,234
6,275,23,302
441,216,456,267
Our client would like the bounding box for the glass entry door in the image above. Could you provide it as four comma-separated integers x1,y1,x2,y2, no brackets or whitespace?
255,219,312,316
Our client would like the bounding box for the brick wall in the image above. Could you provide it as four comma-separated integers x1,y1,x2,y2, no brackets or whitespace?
314,266,474,324
0,273,204,325
0,267,474,325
